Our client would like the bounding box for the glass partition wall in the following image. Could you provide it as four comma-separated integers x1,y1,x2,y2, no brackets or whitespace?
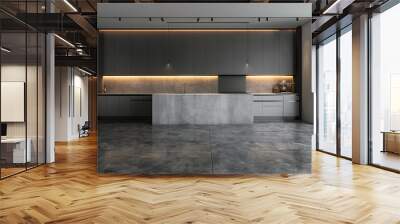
316,26,352,159
370,3,400,171
317,35,337,155
0,5,46,179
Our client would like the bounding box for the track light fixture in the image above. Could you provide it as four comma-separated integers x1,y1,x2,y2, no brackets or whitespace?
78,67,94,76
54,34,75,48
1,47,11,53
63,0,78,12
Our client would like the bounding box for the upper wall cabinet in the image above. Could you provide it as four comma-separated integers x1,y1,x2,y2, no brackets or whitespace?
100,30,295,76
214,31,247,74
279,31,295,75
192,32,217,74
247,31,294,75
168,32,193,75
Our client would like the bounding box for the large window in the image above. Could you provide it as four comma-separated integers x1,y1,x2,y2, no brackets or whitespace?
317,26,353,158
339,27,352,158
317,36,337,154
370,3,400,171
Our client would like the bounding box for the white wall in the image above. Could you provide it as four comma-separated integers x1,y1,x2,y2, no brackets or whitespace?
55,67,89,141
1,64,46,164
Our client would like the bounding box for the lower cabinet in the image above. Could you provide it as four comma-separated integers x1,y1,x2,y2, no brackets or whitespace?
98,95,152,119
283,94,299,117
252,94,299,121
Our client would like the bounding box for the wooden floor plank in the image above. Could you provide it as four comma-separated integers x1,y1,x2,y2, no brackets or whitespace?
0,135,400,223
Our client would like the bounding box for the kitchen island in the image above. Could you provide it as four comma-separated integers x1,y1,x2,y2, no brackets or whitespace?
152,93,253,125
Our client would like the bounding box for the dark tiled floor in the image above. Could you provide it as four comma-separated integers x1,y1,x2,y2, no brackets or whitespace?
98,121,313,175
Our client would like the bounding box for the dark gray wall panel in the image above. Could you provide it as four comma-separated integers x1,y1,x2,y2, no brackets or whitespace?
100,31,295,76
248,32,264,74
192,32,217,74
147,32,167,74
279,31,295,75
264,31,280,74
169,32,193,74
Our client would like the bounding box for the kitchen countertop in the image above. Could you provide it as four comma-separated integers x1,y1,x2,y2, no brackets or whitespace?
99,92,296,96
252,92,296,95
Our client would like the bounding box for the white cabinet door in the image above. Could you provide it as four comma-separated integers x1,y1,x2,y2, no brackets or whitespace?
262,102,283,117
253,95,284,117
283,94,299,117
252,102,263,116
252,94,299,118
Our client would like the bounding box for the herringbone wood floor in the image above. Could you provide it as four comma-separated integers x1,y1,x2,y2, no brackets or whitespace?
1,135,400,224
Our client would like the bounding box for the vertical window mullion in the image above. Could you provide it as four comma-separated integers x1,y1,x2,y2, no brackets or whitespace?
316,44,320,151
336,30,341,157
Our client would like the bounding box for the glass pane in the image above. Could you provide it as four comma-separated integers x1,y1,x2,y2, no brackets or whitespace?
318,37,337,154
1,30,28,178
340,29,352,158
27,31,38,169
38,33,46,165
371,4,400,171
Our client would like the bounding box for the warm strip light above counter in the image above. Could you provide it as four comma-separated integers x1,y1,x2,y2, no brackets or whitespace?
102,75,291,77
101,75,293,94
102,75,218,79
99,29,293,32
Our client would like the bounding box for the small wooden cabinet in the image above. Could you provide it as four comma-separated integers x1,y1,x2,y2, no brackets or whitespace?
382,131,400,154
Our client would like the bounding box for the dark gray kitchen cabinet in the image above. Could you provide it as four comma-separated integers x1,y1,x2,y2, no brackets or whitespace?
248,31,265,74
230,31,247,74
192,32,217,74
214,32,228,74
263,31,281,74
146,32,168,75
100,30,295,76
136,32,152,74
168,32,193,75
215,32,247,74
102,33,126,74
98,95,152,118
248,31,282,75
279,31,295,75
